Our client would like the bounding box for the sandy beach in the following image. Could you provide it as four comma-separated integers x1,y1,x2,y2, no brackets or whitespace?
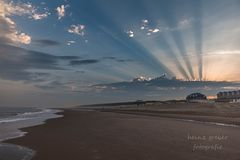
4,103,240,160
1,0,240,159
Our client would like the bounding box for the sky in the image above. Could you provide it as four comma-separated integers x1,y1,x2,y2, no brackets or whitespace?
0,0,240,107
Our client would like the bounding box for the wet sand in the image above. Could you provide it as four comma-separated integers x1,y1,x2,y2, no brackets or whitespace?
4,109,240,160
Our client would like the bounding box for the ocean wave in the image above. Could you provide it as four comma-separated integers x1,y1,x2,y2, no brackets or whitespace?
0,109,44,124
0,109,63,142
0,117,32,124
0,109,61,124
18,109,52,116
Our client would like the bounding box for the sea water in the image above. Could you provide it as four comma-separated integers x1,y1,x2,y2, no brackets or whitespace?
0,107,62,160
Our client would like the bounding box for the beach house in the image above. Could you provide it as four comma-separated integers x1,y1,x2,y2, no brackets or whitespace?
216,90,240,103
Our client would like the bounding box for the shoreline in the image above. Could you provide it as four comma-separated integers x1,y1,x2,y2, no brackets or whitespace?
2,109,65,144
4,106,240,160
0,109,64,160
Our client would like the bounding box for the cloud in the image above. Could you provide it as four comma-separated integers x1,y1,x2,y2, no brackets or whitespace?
137,19,162,36
35,80,66,90
147,28,160,35
68,24,85,36
141,19,149,30
32,12,49,20
67,40,75,46
115,59,133,62
34,79,99,93
174,18,193,30
33,39,61,47
2,1,49,20
56,5,66,20
152,28,160,33
75,70,85,74
142,19,148,24
0,1,49,45
102,56,116,60
58,55,80,60
34,80,91,92
0,13,31,44
0,43,80,81
128,18,193,37
103,56,133,63
70,59,99,65
126,30,134,37
94,76,240,93
9,32,31,44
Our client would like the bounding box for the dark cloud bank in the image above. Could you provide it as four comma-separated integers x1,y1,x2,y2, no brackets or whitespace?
70,59,99,65
0,43,134,83
90,76,240,101
0,44,80,81
32,39,61,47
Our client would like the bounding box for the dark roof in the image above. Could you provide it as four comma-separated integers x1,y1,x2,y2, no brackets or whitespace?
186,93,207,100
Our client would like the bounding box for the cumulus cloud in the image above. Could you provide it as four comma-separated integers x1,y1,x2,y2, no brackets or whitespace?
139,19,161,35
152,28,160,33
126,30,134,37
148,28,160,34
9,32,31,44
126,18,193,37
130,18,193,37
142,19,148,23
0,12,31,44
2,1,49,20
0,1,49,45
141,19,149,30
32,12,49,20
67,40,75,46
68,24,85,36
56,5,66,20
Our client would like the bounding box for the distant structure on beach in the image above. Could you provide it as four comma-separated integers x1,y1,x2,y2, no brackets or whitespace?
216,90,240,103
186,93,207,103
